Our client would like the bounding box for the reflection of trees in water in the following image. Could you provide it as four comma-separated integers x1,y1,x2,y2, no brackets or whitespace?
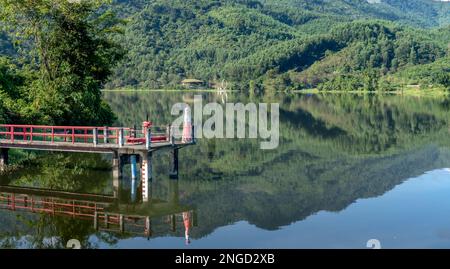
184,145,447,238
165,93,450,238
2,153,111,193
24,215,94,249
2,93,450,247
0,153,194,248
103,92,450,238
291,94,450,153
0,153,110,248
0,212,96,249
104,92,450,155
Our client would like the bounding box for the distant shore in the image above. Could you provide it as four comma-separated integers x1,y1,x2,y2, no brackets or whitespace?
293,88,449,97
102,87,449,97
102,88,219,92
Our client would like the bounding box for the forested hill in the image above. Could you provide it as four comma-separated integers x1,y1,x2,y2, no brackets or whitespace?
2,0,449,91
261,0,450,28
100,0,450,90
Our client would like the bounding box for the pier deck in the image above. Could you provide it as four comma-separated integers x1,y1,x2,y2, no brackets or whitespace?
0,123,196,202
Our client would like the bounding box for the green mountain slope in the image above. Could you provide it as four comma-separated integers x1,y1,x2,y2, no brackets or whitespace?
1,0,448,90
101,0,450,90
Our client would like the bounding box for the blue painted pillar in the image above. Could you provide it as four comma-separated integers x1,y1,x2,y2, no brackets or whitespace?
131,178,137,203
131,155,137,180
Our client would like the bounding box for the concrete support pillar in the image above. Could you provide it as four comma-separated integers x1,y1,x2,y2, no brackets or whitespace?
141,151,152,202
0,148,9,173
131,177,137,203
112,152,122,198
169,148,179,179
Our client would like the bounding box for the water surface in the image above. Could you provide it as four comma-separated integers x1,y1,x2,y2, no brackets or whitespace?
1,92,450,249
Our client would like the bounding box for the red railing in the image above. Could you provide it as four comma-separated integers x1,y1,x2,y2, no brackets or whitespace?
0,192,194,236
0,124,169,146
0,192,149,234
0,192,108,218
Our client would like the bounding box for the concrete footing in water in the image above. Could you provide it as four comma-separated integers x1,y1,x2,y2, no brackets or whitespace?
112,148,180,202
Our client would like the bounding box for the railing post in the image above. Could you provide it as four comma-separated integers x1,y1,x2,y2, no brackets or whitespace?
94,212,98,231
166,125,171,142
93,128,98,146
104,126,109,144
146,127,151,150
145,216,151,237
170,126,175,146
120,214,124,233
118,128,124,147
10,126,14,143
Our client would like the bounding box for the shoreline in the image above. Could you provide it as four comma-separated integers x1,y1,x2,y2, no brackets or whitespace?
292,88,449,97
102,87,449,97
101,88,239,93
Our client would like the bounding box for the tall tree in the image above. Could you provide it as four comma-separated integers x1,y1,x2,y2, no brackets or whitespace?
0,0,124,125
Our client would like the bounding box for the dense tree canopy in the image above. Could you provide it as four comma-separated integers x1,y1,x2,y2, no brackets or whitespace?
0,0,124,125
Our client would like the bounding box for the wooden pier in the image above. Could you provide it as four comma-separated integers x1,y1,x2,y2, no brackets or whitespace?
0,123,196,202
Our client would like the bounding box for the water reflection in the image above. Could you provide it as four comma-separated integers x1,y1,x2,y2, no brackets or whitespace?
1,92,450,248
0,156,196,248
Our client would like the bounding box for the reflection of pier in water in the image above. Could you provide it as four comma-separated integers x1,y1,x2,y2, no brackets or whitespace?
0,179,197,238
0,121,197,203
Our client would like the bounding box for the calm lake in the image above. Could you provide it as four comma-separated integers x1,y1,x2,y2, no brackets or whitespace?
1,92,450,249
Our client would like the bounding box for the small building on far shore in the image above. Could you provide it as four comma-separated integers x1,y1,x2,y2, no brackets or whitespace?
181,79,206,89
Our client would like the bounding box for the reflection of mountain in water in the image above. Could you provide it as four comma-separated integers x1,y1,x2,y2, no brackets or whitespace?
165,93,450,238
185,145,450,238
0,93,450,247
